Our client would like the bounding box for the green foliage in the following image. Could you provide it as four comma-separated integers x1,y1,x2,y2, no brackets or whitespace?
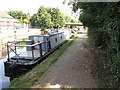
30,6,65,29
7,11,29,23
71,2,120,87
23,19,29,24
41,27,46,31
61,13,75,23
30,14,37,27
36,6,52,28
46,8,65,28
70,19,76,23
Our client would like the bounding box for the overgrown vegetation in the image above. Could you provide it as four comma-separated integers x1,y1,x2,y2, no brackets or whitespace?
9,36,78,88
70,2,120,87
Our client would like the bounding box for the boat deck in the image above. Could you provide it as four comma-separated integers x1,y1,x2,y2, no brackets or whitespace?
9,48,46,63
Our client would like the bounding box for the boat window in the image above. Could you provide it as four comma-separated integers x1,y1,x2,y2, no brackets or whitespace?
61,36,62,39
55,38,57,42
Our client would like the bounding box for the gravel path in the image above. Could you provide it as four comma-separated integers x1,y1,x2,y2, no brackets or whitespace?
32,33,97,88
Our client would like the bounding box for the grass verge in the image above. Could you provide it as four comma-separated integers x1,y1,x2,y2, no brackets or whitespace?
9,36,78,88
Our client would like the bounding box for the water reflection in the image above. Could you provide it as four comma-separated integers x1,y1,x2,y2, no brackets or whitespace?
0,58,10,89
0,47,28,89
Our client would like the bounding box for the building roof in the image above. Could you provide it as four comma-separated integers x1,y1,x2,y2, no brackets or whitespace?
0,10,19,22
65,23,82,26
0,10,13,19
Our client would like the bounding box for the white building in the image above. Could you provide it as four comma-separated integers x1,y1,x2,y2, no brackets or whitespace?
0,10,19,30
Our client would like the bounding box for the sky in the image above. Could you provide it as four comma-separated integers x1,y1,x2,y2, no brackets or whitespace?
0,0,79,21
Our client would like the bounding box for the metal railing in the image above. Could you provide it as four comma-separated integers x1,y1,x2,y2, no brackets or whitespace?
5,40,51,62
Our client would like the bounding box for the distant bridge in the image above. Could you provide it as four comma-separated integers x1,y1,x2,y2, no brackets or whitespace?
65,23,82,26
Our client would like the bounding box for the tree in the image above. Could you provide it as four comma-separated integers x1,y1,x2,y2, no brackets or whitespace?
30,7,65,29
37,6,52,28
30,6,53,29
61,13,76,23
7,11,29,23
30,14,38,27
47,8,65,28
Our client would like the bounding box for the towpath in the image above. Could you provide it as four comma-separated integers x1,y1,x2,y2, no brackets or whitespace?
32,33,97,88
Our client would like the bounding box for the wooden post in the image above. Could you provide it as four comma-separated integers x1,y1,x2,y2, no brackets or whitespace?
0,44,2,58
0,31,2,58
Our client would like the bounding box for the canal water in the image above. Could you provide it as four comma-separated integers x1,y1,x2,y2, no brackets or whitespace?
0,57,10,89
0,48,27,89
